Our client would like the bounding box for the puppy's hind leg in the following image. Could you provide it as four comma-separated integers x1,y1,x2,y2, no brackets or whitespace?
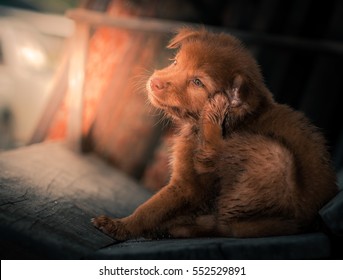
218,218,301,238
167,215,219,238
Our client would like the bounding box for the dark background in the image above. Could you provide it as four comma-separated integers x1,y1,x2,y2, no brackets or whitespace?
158,0,343,171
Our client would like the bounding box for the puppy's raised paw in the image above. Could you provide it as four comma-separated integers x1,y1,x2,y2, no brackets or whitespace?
92,215,129,241
202,94,228,126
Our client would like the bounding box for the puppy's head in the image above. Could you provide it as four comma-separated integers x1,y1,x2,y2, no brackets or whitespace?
147,28,271,121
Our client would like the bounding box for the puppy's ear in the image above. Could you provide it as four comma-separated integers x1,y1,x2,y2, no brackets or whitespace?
168,27,203,49
225,75,243,108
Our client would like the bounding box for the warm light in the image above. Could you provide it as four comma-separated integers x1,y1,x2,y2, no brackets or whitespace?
18,43,47,70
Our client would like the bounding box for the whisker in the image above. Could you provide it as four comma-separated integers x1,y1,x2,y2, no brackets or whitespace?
130,67,173,131
130,68,152,98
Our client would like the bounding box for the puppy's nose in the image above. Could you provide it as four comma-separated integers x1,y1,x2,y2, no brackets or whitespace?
150,78,165,93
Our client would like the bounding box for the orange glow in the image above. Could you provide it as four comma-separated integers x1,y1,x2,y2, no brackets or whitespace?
47,1,138,141
82,27,132,135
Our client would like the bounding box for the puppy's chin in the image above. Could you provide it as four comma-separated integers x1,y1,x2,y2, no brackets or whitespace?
150,97,170,113
147,93,180,118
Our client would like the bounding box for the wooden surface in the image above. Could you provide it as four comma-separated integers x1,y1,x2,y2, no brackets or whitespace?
0,142,335,259
0,142,152,259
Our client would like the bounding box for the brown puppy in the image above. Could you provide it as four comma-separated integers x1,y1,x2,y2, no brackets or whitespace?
92,28,337,240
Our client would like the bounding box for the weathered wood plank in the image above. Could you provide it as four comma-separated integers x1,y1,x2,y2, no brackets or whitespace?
67,22,90,152
0,142,152,259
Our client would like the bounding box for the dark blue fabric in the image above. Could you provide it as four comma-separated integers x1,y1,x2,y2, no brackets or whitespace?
320,189,343,237
92,233,331,259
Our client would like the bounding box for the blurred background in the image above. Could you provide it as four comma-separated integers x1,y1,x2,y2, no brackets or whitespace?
0,0,342,189
0,0,76,149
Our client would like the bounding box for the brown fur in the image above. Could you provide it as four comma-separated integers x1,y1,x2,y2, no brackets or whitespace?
92,28,337,240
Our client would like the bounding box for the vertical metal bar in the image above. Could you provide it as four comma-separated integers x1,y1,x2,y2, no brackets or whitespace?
67,22,89,152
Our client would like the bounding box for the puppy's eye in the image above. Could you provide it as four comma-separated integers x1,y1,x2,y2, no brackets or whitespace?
193,78,204,87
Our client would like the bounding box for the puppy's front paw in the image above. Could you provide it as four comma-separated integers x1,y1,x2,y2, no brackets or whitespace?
202,94,228,125
92,215,130,241
197,94,229,149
